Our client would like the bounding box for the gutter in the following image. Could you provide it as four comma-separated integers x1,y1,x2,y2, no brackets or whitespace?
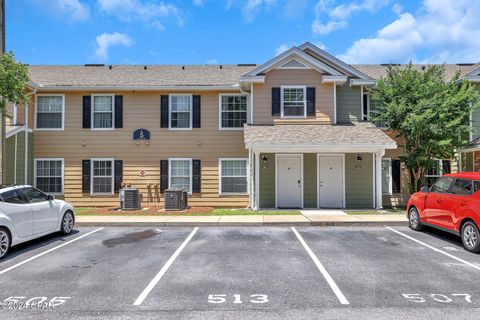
29,84,242,92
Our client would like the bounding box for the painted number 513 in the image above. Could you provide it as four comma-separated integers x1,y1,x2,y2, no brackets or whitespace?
208,294,269,304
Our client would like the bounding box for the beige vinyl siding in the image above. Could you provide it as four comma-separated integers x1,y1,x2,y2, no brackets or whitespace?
345,153,374,208
303,153,317,208
252,69,334,125
259,153,275,208
336,83,361,122
33,91,248,207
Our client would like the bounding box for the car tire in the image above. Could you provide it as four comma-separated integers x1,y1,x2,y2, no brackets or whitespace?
0,227,11,259
461,221,480,253
408,207,423,231
60,211,74,235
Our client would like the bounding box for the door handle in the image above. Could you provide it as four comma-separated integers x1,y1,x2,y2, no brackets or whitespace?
437,198,443,203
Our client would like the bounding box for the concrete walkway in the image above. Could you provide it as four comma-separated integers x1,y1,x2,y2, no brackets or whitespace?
300,209,348,216
75,214,407,227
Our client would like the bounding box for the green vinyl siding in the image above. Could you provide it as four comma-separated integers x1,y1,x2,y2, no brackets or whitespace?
5,131,31,185
259,153,275,208
303,154,317,208
337,83,361,122
27,132,33,185
5,135,15,184
472,84,480,140
345,153,374,208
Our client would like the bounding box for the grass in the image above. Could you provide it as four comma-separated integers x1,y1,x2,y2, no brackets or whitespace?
346,208,405,215
74,207,301,216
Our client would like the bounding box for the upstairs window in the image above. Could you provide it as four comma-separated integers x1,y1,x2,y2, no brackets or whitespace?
170,95,192,129
92,95,114,129
281,86,306,118
425,160,451,187
35,95,64,130
220,95,248,129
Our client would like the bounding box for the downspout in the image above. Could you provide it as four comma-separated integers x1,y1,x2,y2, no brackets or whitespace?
333,82,337,124
24,88,36,185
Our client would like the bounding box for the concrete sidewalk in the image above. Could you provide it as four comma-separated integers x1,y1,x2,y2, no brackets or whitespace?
75,214,407,227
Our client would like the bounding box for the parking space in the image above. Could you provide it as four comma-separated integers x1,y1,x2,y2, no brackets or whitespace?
1,226,480,319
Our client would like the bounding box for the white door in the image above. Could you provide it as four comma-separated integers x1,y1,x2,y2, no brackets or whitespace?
277,155,302,208
318,155,344,208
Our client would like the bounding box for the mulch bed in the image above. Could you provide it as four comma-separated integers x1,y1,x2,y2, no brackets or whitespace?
77,207,214,215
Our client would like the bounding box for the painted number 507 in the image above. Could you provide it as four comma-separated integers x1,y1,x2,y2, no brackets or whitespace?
208,294,269,304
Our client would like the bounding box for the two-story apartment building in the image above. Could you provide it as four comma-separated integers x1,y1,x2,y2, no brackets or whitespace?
5,42,480,209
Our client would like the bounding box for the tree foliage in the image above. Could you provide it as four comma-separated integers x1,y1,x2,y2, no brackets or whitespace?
369,63,479,192
0,52,29,115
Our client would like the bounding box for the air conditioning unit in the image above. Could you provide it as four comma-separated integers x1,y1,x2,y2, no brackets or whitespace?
164,188,188,211
119,188,141,210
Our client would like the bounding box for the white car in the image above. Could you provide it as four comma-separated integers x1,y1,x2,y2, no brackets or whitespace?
0,185,75,259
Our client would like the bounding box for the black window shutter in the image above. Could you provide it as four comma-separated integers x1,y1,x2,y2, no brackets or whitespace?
272,87,281,116
114,95,123,128
442,160,451,174
82,160,91,193
192,95,201,128
392,160,401,193
160,95,169,128
192,160,201,193
307,87,316,116
160,160,169,192
83,96,91,129
114,160,123,193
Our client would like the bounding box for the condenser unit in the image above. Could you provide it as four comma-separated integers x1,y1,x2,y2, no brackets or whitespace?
120,188,141,210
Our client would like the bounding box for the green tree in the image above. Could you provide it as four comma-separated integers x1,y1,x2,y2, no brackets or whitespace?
0,52,30,115
370,63,479,193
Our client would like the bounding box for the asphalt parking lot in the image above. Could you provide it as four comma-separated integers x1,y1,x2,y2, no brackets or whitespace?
1,226,480,320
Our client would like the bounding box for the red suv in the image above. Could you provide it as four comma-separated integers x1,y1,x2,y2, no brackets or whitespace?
407,172,480,253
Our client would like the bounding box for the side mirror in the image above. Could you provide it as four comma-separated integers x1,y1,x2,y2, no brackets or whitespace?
47,194,55,201
420,186,430,193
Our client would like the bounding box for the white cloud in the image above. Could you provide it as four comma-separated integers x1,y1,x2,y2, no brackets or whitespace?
35,0,90,22
206,59,219,64
97,0,184,28
392,3,402,14
242,0,277,22
193,0,205,6
338,0,480,63
312,0,389,35
94,32,133,60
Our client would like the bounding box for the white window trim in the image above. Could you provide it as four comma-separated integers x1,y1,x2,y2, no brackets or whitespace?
91,94,115,131
34,158,65,195
169,94,193,130
218,158,249,195
280,85,307,119
425,159,450,180
382,157,393,195
168,158,193,194
34,94,65,131
90,158,115,195
218,94,249,130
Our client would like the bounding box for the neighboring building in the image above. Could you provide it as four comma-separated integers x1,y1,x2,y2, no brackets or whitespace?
5,43,480,209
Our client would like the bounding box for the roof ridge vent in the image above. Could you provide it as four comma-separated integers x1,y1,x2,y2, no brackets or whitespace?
84,64,105,67
456,63,475,66
237,64,256,66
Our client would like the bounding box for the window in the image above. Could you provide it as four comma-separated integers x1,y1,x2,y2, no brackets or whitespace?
35,95,64,130
425,160,451,186
35,159,64,194
91,159,114,194
381,159,392,195
450,179,473,195
430,177,454,193
1,189,28,204
22,187,49,203
170,95,192,129
281,86,306,118
219,159,248,194
169,159,192,193
474,181,480,193
368,97,387,127
92,95,114,129
220,95,248,129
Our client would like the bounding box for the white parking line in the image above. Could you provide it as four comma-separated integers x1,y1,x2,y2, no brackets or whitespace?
0,227,104,276
291,227,350,305
133,227,199,306
386,227,480,272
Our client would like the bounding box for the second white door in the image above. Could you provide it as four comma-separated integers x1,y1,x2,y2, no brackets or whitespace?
277,155,302,208
318,155,344,208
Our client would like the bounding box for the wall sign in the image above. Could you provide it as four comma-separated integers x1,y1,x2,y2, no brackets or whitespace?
133,128,151,140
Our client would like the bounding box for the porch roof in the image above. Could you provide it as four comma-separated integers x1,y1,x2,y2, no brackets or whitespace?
244,122,397,151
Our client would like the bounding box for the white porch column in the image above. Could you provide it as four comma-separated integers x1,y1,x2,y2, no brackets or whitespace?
254,151,260,210
375,150,385,209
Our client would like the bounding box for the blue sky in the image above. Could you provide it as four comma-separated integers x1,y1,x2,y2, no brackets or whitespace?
5,0,480,65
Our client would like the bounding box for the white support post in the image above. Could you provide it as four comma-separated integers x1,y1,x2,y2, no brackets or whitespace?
375,150,385,209
24,102,29,185
254,151,260,210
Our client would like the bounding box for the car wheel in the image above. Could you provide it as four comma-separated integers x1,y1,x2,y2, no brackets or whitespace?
461,221,480,253
408,207,423,231
60,211,74,235
0,228,11,259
